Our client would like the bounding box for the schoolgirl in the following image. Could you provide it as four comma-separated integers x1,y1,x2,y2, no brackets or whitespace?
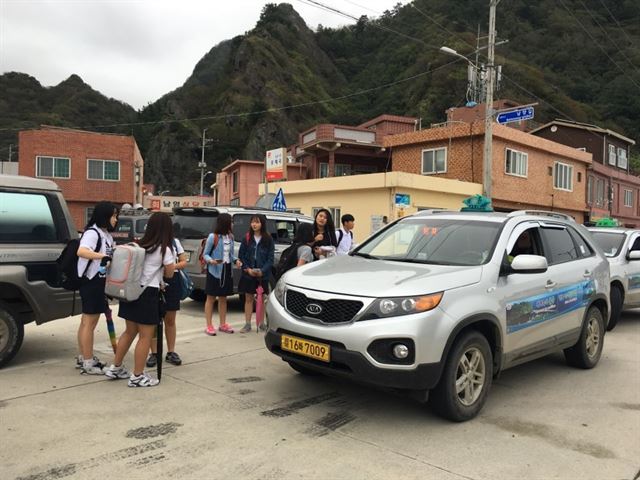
203,213,242,335
312,208,338,260
293,223,316,267
76,201,118,375
146,224,188,367
237,214,274,333
105,212,176,387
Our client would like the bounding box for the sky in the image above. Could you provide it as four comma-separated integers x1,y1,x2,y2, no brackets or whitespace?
0,0,411,110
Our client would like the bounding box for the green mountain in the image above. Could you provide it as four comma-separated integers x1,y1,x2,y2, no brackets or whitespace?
1,1,639,192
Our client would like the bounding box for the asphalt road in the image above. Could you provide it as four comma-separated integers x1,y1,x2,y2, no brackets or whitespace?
1,298,639,480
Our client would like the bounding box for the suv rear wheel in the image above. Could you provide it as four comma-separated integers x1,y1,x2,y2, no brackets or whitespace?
564,306,604,369
430,330,493,422
0,303,24,368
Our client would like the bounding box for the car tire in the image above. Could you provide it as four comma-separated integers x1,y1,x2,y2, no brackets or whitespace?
288,361,321,376
607,286,623,331
564,306,604,369
189,289,206,302
0,304,24,368
430,330,493,422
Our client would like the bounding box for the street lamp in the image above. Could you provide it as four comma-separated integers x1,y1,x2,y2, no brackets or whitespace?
199,129,208,195
159,190,170,196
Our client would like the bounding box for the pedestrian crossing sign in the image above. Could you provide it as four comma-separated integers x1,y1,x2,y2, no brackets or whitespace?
272,188,287,212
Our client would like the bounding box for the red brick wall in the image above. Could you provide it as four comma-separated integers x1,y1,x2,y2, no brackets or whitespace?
18,128,142,229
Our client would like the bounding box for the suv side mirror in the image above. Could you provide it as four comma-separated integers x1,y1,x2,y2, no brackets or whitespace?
627,250,640,261
510,254,548,274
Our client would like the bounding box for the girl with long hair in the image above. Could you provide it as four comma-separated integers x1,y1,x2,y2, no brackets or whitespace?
105,212,176,387
237,214,274,333
203,213,242,335
312,208,338,260
76,201,119,375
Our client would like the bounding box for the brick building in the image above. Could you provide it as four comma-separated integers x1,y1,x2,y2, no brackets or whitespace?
18,126,144,230
530,120,639,227
384,121,592,222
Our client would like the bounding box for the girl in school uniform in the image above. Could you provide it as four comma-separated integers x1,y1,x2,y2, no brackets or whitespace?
238,214,274,333
105,212,176,387
76,201,119,375
146,225,188,367
203,213,242,335
312,208,338,260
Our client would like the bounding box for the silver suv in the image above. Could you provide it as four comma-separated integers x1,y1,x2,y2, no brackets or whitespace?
587,226,640,331
172,206,313,300
265,210,610,421
0,174,80,367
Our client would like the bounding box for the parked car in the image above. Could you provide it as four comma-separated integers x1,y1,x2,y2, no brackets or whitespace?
111,208,151,245
265,209,610,421
172,206,313,301
587,226,640,330
0,174,80,367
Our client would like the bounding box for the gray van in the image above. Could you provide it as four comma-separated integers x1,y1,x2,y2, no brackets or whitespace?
0,174,80,367
172,206,313,300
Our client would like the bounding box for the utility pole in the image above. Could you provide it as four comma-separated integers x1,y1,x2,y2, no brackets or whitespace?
199,129,207,196
483,0,500,200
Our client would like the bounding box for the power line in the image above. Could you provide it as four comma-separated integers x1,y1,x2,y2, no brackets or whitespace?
0,62,458,132
596,0,638,49
557,0,640,90
575,0,639,74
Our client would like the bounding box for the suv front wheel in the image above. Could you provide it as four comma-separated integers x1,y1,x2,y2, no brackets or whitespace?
0,303,24,368
430,330,493,422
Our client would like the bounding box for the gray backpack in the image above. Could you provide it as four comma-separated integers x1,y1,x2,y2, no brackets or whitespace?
105,243,146,302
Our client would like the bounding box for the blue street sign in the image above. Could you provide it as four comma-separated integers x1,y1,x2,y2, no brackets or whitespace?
395,193,410,207
496,106,535,124
272,188,287,212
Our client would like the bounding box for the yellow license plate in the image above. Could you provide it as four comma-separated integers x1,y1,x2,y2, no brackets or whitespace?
281,334,330,362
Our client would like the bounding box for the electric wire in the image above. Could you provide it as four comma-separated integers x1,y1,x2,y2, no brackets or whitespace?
596,0,638,49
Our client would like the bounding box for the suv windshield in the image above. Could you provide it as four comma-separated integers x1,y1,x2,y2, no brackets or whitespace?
357,218,501,266
590,231,626,257
173,213,217,239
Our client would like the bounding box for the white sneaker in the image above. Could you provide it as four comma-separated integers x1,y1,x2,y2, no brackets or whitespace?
128,372,160,387
105,364,130,380
80,363,105,375
75,355,105,369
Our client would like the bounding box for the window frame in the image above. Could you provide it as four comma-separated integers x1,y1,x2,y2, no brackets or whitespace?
608,144,617,166
421,147,447,175
232,171,239,194
617,147,628,169
596,179,605,207
87,158,120,181
553,161,573,192
504,148,528,177
587,176,594,205
319,163,329,178
624,189,633,208
36,156,71,179
329,207,341,223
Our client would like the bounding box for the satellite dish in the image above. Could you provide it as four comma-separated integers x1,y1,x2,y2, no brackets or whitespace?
122,203,132,209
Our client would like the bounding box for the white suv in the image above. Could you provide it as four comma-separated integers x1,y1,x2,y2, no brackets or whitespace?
265,210,610,421
587,226,640,330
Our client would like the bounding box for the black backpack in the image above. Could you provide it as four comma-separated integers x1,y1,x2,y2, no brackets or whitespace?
274,243,301,281
57,228,102,291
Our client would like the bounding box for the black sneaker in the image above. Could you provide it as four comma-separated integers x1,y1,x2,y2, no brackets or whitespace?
165,352,182,366
146,353,157,368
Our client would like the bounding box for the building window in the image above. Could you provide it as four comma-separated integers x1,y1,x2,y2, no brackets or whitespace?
87,159,120,181
86,207,94,225
230,197,240,207
232,171,238,193
36,156,70,179
421,147,447,174
319,163,329,178
505,148,528,177
335,164,352,176
596,179,605,206
608,144,617,166
624,189,633,208
617,148,628,169
587,176,594,204
553,162,573,191
312,207,322,218
287,208,302,214
329,207,341,223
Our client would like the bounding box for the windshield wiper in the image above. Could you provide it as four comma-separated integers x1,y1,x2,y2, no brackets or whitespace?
352,252,379,260
383,257,444,265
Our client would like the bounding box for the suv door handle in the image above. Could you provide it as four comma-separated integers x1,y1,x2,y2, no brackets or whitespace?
583,270,592,277
545,280,557,289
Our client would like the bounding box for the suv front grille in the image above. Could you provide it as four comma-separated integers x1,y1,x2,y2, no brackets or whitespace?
285,290,363,324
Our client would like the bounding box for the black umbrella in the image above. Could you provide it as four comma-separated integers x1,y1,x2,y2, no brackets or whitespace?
157,291,166,381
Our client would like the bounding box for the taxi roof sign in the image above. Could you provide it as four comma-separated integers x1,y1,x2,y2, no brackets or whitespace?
595,217,619,227
461,195,493,212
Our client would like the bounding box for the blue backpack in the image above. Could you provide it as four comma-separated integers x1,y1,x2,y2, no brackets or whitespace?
173,240,194,300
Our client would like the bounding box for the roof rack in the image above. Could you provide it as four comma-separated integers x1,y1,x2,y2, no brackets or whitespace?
507,210,575,222
414,209,452,216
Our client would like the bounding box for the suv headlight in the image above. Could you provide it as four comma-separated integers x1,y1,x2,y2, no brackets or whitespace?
360,292,443,320
273,278,286,306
